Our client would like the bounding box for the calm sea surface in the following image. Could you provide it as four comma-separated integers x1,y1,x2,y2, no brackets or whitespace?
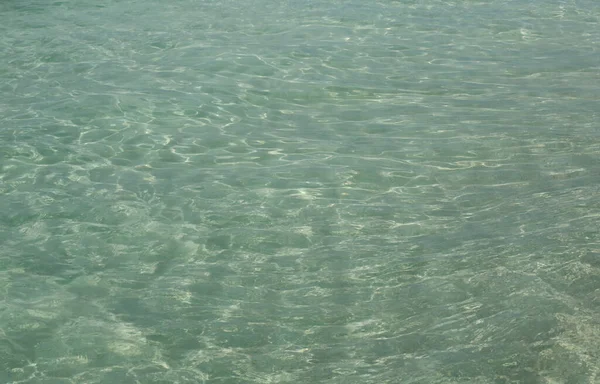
1,0,599,383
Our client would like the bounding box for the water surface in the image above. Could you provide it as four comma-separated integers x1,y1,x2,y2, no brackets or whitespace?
1,0,599,383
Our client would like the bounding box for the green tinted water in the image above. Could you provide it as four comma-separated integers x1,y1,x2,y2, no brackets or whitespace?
1,0,599,383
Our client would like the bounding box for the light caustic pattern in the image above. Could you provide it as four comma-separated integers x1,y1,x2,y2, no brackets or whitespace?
1,0,599,383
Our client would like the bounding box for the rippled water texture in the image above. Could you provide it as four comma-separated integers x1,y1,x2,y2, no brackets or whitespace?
1,0,599,382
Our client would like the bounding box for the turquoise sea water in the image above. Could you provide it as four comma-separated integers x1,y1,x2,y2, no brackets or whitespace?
1,0,599,382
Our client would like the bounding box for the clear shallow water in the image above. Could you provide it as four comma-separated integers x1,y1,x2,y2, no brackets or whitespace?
1,0,599,382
